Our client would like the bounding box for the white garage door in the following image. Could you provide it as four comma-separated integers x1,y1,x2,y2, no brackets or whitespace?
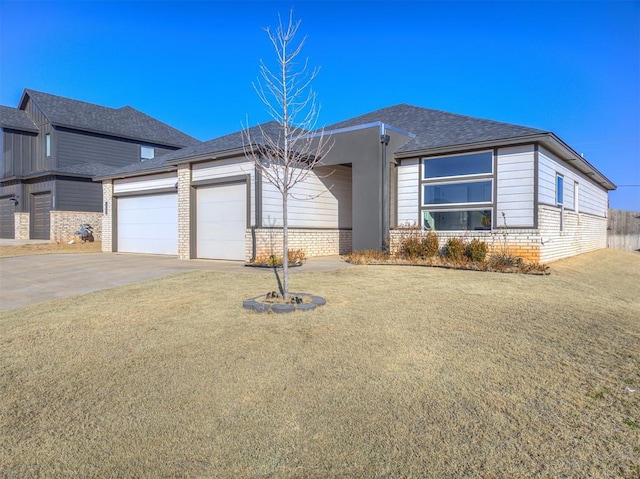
197,183,246,260
117,193,178,255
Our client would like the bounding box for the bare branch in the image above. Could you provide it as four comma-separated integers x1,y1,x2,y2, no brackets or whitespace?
243,9,334,299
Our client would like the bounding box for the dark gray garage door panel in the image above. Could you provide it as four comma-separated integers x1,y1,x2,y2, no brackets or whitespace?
32,193,52,240
0,197,15,239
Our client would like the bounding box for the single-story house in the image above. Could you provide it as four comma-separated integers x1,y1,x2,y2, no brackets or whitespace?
0,89,199,241
97,104,615,263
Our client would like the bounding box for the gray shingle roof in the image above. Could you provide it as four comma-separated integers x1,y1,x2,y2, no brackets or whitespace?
98,121,283,178
163,121,283,163
0,105,39,132
96,155,176,178
323,104,547,153
55,162,123,177
24,89,200,148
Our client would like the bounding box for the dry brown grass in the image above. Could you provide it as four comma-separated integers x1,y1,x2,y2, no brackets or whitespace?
1,249,639,478
0,241,102,258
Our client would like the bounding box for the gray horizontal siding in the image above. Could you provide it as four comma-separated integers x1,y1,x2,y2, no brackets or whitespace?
155,146,175,157
56,127,182,170
56,127,140,168
56,178,103,212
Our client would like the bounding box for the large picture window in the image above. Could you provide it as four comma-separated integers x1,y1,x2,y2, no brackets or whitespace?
423,180,492,206
421,150,494,231
423,151,492,179
423,209,492,231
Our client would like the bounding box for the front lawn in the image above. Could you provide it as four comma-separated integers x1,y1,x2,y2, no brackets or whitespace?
0,241,101,258
1,249,638,478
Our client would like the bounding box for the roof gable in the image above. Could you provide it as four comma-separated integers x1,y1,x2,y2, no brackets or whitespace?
20,89,200,148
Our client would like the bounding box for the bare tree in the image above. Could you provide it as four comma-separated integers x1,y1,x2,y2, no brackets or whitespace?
244,10,331,300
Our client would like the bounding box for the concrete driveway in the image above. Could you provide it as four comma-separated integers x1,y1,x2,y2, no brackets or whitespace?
0,253,350,312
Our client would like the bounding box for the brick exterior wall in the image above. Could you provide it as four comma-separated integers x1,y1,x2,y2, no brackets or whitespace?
15,212,29,240
101,181,113,252
177,164,191,260
50,211,103,243
246,228,353,262
538,205,607,263
388,206,607,264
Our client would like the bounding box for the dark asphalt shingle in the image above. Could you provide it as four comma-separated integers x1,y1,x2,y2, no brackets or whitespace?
55,162,125,177
0,105,39,133
323,104,547,153
25,89,200,148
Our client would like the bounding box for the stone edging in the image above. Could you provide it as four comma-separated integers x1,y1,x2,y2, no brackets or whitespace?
243,293,326,314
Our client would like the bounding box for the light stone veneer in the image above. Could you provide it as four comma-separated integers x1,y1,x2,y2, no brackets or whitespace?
50,211,103,242
246,228,353,262
101,181,113,252
177,164,191,260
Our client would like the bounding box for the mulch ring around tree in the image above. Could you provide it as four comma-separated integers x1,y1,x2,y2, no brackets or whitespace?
243,292,326,313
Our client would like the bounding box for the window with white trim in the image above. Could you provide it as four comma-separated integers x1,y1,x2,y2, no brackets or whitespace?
556,174,564,206
421,151,493,231
141,145,154,161
45,133,51,157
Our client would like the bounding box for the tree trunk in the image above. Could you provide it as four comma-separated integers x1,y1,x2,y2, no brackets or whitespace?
282,186,289,301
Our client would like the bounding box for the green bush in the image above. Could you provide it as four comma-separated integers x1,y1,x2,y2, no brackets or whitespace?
443,238,466,262
464,239,488,262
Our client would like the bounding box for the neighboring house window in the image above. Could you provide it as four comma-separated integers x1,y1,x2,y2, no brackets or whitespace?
141,145,154,161
45,133,51,157
556,174,564,206
421,151,493,231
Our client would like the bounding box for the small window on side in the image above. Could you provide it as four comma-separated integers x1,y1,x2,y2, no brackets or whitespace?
556,174,564,206
141,145,154,161
45,133,51,157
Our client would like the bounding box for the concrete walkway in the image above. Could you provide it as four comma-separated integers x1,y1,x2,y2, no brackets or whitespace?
0,252,351,312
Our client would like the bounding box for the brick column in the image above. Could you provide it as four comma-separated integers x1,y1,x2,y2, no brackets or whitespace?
102,181,113,252
177,164,191,260
15,212,29,240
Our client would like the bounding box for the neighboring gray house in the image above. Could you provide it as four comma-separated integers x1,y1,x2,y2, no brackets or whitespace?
0,89,199,240
98,104,616,264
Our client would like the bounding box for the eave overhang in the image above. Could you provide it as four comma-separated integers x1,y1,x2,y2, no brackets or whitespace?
394,133,616,191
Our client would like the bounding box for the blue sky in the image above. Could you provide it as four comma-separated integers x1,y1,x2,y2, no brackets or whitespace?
1,0,638,210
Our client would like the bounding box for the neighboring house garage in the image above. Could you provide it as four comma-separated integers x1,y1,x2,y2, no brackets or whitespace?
195,182,247,260
31,192,52,240
0,197,15,238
